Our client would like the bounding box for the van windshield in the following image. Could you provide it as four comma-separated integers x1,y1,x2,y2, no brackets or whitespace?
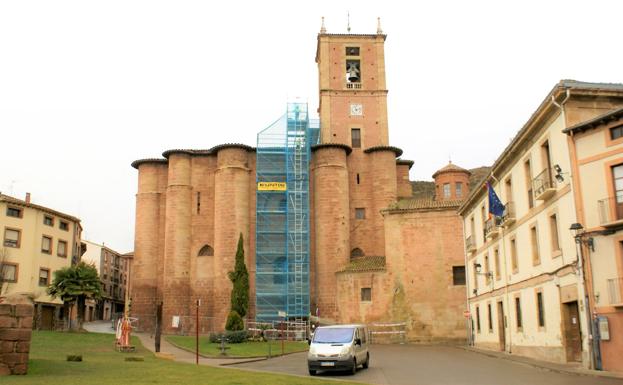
313,327,354,344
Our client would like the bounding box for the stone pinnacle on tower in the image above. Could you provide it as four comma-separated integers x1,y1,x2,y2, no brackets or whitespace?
320,16,326,33
377,17,383,34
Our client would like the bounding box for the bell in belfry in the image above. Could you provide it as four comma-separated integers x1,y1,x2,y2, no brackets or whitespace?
347,62,360,82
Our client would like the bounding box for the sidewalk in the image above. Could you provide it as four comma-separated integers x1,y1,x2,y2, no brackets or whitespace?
459,346,623,380
83,321,264,366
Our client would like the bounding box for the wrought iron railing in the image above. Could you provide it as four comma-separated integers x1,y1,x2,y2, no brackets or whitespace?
607,277,623,304
484,218,499,238
466,235,476,251
598,196,623,225
346,83,362,89
532,168,555,200
501,201,515,224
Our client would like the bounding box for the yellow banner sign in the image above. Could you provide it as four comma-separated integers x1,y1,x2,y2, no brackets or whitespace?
258,182,287,191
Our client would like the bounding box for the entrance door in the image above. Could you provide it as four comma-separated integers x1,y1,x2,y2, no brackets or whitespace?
563,301,582,362
497,301,505,351
41,306,54,330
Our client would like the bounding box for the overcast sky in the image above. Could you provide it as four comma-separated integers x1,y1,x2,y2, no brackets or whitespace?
1,1,622,252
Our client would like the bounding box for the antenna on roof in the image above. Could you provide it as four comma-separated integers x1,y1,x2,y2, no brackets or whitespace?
347,12,351,32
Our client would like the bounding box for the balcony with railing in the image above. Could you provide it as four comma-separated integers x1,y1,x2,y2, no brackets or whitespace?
607,277,623,306
598,196,623,228
533,168,556,201
484,218,500,239
466,235,476,254
501,201,516,226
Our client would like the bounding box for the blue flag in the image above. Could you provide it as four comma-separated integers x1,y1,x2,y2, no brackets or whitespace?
487,182,505,217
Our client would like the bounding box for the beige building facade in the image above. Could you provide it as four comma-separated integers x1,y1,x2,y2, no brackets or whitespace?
564,107,623,372
82,240,130,321
0,193,83,330
459,81,623,369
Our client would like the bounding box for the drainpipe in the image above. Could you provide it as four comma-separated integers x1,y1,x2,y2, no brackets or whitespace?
553,89,597,370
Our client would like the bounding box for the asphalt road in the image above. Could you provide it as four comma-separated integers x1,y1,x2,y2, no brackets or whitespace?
235,345,623,385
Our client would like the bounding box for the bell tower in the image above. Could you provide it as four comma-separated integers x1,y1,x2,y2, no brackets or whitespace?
315,18,389,148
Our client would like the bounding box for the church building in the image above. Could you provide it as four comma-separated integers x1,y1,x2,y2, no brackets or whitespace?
130,22,470,343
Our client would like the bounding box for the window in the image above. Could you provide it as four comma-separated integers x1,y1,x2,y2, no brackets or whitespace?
198,245,214,257
484,254,491,284
361,287,371,302
350,248,364,259
1,263,17,283
443,183,451,199
3,228,21,248
456,182,463,198
196,192,201,214
356,173,360,185
524,159,534,209
610,125,623,140
59,221,69,231
505,177,513,202
39,268,50,286
480,205,487,232
345,47,360,56
472,262,479,290
515,297,523,330
346,59,361,83
613,164,623,214
530,225,540,265
42,236,52,254
549,214,560,253
355,208,366,219
494,248,501,280
57,240,67,258
536,291,545,327
452,266,465,285
510,237,518,273
43,215,54,226
487,303,493,332
476,306,481,332
351,128,361,148
6,207,22,218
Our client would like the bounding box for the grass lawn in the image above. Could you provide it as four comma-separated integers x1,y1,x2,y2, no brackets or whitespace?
2,331,360,385
166,335,309,357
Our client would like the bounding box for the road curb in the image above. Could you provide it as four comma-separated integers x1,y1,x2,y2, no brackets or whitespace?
457,346,623,380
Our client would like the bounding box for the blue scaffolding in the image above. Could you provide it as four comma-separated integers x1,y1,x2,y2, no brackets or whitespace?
255,102,319,321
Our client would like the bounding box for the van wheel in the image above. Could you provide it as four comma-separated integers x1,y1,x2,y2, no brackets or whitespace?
308,369,316,376
363,353,369,369
351,358,357,375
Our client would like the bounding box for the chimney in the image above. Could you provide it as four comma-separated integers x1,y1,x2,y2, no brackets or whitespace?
25,192,31,204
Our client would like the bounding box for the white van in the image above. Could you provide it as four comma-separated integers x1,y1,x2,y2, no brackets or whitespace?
307,324,370,375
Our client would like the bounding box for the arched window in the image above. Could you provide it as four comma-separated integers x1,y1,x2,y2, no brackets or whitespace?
198,245,214,257
350,248,364,260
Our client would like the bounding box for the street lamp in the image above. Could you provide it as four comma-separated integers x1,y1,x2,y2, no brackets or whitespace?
569,222,595,251
474,263,493,279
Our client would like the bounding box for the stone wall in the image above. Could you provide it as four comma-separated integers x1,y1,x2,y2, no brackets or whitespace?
0,294,34,376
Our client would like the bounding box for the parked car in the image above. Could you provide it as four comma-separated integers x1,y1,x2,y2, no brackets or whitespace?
307,324,370,375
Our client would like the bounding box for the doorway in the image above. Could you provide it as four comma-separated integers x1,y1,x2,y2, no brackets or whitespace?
562,301,582,362
497,301,505,351
40,305,54,330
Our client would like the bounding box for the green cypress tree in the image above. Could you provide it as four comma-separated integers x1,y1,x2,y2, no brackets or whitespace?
228,233,249,325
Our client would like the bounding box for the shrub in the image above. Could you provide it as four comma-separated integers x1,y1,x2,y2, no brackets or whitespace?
208,330,249,344
225,310,244,331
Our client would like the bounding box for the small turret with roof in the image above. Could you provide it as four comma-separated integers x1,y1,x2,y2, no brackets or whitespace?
432,161,471,201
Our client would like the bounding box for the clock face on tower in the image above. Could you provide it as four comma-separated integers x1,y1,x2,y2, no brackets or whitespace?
350,103,363,116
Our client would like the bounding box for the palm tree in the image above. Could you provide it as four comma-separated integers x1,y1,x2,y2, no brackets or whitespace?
47,262,102,330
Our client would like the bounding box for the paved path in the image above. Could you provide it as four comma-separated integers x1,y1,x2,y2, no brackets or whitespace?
235,345,623,385
83,322,622,385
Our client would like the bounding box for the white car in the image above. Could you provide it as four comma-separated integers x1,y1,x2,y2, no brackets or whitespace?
307,324,370,375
